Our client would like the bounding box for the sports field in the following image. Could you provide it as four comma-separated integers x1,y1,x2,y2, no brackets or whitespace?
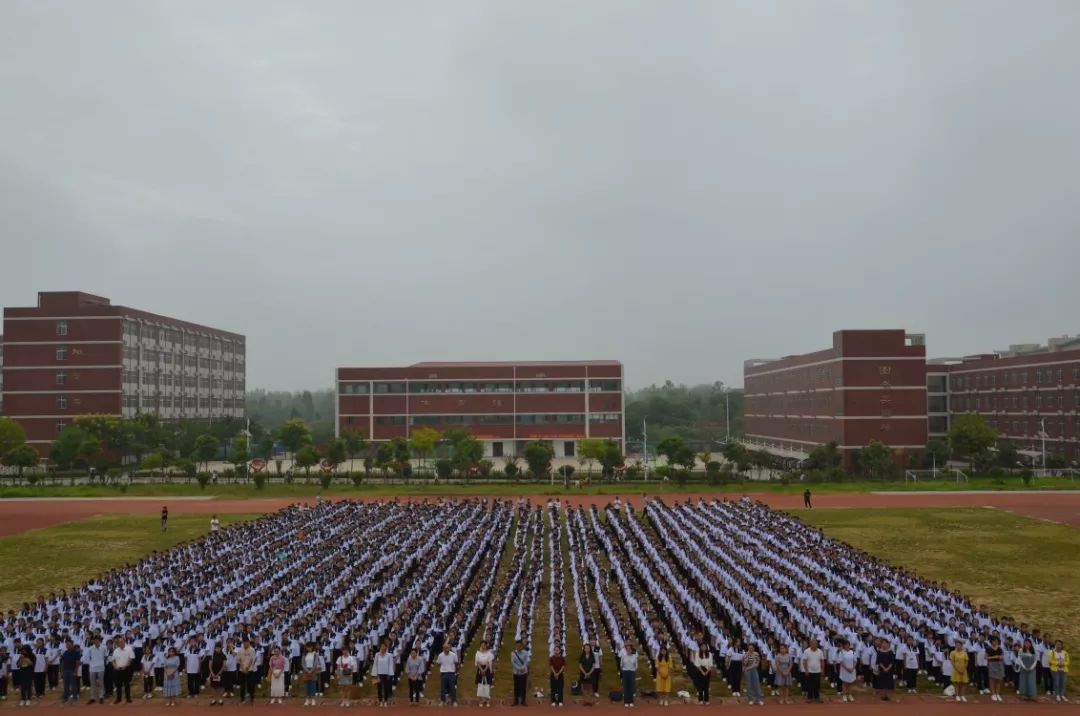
0,491,1075,712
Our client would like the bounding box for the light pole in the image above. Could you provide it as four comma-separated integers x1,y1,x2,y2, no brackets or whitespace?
642,417,648,482
725,389,731,443
1040,417,1047,472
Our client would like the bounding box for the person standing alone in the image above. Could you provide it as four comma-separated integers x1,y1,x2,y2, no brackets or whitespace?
161,506,168,532
511,640,530,706
803,489,813,509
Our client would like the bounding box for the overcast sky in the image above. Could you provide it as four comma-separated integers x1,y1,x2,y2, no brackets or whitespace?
2,1,1078,391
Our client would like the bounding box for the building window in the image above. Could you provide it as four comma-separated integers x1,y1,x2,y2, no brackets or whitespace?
56,421,66,435
492,442,503,458
56,371,67,386
56,395,68,410
564,441,576,457
56,345,68,361
56,320,68,336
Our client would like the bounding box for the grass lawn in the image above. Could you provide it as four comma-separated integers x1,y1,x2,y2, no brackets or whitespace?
0,514,257,612
0,475,1076,499
797,508,1080,654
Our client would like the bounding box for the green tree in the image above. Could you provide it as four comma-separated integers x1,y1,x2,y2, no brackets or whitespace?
140,452,165,475
723,441,753,476
948,413,998,470
522,441,555,478
324,438,348,472
0,418,28,457
50,426,86,470
192,434,220,472
806,441,842,470
341,430,367,473
923,438,951,469
451,436,484,477
656,436,689,467
752,449,773,479
409,427,442,468
294,445,320,476
73,415,131,458
276,418,313,458
598,440,625,477
996,440,1019,469
3,444,39,479
857,440,896,480
228,436,250,477
77,437,102,470
257,435,275,463
577,439,607,477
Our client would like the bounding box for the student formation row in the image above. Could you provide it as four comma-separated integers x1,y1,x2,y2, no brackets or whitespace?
0,497,1071,707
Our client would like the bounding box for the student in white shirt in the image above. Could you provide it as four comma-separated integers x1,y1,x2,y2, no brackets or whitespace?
335,647,357,707
435,643,459,706
370,642,395,707
110,637,136,704
474,641,495,707
801,639,825,704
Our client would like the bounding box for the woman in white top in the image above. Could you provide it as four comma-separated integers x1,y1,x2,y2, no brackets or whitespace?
692,643,714,704
474,641,495,707
838,641,858,703
335,646,357,708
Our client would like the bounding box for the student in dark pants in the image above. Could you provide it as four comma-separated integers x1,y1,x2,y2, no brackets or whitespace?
803,489,813,509
61,639,83,704
549,649,566,705
17,646,35,706
511,641,530,706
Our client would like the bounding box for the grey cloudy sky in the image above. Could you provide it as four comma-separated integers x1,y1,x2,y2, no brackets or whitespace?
2,0,1079,391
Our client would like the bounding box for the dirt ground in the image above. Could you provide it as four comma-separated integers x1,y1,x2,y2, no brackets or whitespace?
1,491,1078,537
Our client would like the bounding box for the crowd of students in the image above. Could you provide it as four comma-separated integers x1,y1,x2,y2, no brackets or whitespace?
0,497,1071,708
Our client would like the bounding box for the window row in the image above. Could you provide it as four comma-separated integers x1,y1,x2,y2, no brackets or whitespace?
347,380,621,395
953,392,1080,412
120,395,243,410
952,366,1079,391
368,413,622,426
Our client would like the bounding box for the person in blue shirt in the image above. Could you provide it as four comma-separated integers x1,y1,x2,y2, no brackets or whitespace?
61,639,83,704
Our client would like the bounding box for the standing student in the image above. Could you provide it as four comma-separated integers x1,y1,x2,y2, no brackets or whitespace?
654,647,672,706
370,642,394,707
85,635,107,704
801,639,825,703
579,644,599,700
1017,640,1037,702
141,646,155,699
435,643,459,707
873,638,896,702
986,637,1005,703
45,637,61,692
619,643,638,708
335,646,357,707
550,647,566,706
110,636,135,704
17,646,35,707
511,640,530,706
949,641,970,702
161,506,169,532
221,640,236,699
773,644,793,705
32,638,46,698
838,641,858,702
725,638,744,697
163,647,181,707
901,637,919,694
742,644,764,706
0,645,10,702
1049,641,1069,703
210,514,221,533
693,642,714,704
235,638,258,705
207,643,227,705
184,638,203,698
474,641,494,708
300,642,321,707
404,648,425,705
60,639,82,704
803,489,813,508
268,647,287,705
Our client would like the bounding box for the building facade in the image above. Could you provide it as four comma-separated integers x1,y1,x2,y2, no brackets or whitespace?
744,330,928,466
928,336,1080,465
335,361,624,458
2,292,245,451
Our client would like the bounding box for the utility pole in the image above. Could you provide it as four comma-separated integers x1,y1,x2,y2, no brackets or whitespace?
725,389,731,443
642,417,648,482
1040,417,1047,473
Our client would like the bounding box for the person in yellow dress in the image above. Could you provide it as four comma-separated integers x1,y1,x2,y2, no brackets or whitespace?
949,641,970,703
655,646,672,706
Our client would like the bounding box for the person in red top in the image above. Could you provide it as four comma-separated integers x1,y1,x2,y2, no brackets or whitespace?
161,506,168,532
549,648,566,706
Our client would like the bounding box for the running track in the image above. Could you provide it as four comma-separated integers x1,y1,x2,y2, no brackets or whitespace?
1,491,1078,537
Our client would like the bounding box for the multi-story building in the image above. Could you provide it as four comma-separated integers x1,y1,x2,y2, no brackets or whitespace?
2,291,245,452
928,336,1080,465
0,335,5,416
335,360,624,458
743,330,928,467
